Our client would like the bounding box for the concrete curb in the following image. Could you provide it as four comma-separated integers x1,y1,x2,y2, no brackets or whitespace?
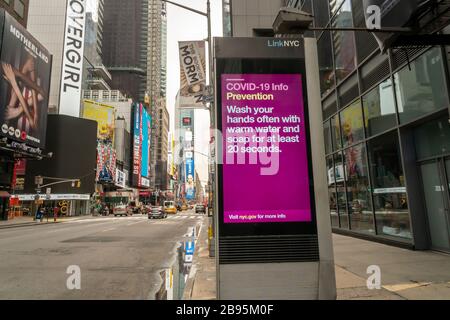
183,216,216,300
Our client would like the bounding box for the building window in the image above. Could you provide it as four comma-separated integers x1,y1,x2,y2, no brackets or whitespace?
414,116,450,160
318,32,335,95
331,114,342,151
324,119,332,155
327,156,339,227
344,143,374,234
334,151,349,229
340,100,364,148
368,131,411,240
331,0,356,82
395,48,449,124
363,78,397,137
14,0,25,18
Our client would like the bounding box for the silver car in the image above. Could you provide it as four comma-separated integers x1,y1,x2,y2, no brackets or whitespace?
148,206,167,219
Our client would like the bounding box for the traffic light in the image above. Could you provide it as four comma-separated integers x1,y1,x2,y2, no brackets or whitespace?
76,180,81,188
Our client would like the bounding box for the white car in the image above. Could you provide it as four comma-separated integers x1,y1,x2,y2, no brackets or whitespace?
113,205,129,217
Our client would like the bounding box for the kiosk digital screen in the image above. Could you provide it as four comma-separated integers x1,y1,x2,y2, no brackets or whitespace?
221,74,312,224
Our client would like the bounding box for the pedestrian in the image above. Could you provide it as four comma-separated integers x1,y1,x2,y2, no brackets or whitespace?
53,206,59,222
35,205,43,222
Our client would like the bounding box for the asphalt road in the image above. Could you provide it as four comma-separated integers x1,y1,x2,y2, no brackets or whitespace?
0,210,206,299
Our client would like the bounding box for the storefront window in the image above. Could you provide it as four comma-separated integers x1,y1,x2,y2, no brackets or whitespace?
395,48,449,124
414,117,450,160
332,0,356,82
324,120,332,155
368,131,411,239
331,115,342,151
344,144,374,234
340,100,364,147
363,79,397,137
327,156,339,227
334,152,348,229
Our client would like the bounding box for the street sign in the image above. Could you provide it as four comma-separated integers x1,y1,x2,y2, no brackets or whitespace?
185,241,195,255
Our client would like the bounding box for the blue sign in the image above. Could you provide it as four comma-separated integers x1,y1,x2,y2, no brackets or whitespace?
185,158,195,200
185,241,195,255
141,107,151,178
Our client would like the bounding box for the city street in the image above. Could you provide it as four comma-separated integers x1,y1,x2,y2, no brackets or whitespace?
0,210,206,299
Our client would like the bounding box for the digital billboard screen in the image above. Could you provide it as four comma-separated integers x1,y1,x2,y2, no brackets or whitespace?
185,158,195,200
131,103,151,188
0,10,52,149
221,73,312,224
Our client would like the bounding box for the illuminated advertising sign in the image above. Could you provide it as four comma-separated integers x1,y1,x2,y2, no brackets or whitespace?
0,10,52,149
132,103,141,187
141,106,151,179
131,103,151,188
185,158,195,200
221,74,312,224
82,100,115,143
96,143,116,183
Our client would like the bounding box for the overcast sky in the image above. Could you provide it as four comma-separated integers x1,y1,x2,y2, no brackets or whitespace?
166,0,223,188
87,0,222,188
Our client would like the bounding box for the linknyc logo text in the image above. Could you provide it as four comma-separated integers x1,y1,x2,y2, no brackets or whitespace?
267,40,301,48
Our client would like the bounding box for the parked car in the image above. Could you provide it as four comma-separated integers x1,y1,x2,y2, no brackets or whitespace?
148,206,167,219
163,201,177,214
113,205,130,217
195,204,206,214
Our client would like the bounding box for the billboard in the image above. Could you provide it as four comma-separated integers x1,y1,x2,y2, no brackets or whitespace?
0,10,52,149
221,74,312,224
59,0,87,117
178,41,206,108
82,100,115,143
96,143,116,183
131,103,151,188
185,158,195,200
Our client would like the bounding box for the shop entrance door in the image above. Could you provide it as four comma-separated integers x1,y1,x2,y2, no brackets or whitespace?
420,157,450,252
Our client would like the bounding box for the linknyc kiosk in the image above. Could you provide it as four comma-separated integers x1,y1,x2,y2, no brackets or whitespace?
214,37,336,299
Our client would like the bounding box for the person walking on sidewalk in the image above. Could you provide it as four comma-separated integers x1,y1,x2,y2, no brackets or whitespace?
34,205,43,222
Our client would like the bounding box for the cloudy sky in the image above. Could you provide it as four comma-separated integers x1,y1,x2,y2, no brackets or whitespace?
166,0,223,188
87,0,223,188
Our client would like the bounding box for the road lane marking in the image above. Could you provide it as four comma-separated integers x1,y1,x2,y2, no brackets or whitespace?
101,227,117,232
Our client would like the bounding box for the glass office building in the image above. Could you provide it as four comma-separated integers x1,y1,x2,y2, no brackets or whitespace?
285,0,450,252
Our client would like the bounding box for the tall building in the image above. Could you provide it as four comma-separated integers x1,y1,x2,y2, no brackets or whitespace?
155,102,169,190
27,0,67,114
0,0,28,27
103,0,166,190
226,0,450,252
102,0,147,102
174,93,195,201
28,1,110,114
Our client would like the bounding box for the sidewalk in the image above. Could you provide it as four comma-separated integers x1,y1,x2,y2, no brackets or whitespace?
184,233,450,300
334,234,450,300
183,217,216,300
0,215,95,229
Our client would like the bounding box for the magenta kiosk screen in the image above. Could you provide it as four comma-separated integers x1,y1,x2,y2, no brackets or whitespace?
222,74,312,224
